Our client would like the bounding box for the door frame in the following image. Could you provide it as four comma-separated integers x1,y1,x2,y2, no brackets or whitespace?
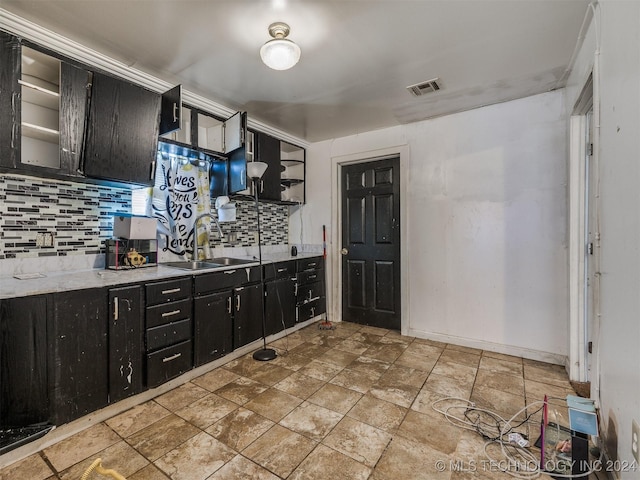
329,145,409,334
568,72,599,395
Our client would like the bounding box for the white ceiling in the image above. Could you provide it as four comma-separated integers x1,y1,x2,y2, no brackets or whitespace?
1,0,590,142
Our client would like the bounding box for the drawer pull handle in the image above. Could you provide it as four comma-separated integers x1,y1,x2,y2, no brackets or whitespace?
308,274,317,280
227,296,232,314
224,270,237,275
278,268,286,272
161,287,181,294
162,352,182,363
162,309,181,318
308,262,316,267
113,297,119,321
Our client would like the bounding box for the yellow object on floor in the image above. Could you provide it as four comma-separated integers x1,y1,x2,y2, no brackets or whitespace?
80,458,126,480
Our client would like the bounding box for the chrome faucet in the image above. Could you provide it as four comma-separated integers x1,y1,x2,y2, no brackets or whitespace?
192,212,223,260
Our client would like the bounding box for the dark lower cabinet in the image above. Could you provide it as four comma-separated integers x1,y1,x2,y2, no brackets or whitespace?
48,289,109,425
265,277,296,335
0,296,48,427
144,277,193,388
108,286,144,403
146,340,192,388
233,283,263,349
194,291,233,366
296,256,327,323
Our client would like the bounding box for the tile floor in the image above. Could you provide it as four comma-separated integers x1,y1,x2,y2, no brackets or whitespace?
1,321,599,480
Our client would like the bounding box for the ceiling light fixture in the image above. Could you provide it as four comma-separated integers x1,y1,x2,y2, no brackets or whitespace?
260,22,301,71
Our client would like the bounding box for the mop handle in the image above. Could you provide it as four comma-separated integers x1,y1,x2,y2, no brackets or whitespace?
323,225,326,259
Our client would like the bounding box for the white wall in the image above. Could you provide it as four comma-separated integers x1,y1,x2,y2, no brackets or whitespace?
568,1,640,475
297,90,568,363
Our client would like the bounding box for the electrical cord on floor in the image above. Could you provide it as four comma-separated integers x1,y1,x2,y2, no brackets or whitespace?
432,397,603,479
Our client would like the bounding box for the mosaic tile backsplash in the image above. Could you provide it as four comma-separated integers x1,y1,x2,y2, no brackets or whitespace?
0,173,289,260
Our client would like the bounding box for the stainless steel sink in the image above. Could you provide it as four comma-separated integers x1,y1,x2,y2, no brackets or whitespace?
163,257,255,270
163,261,223,270
207,257,255,266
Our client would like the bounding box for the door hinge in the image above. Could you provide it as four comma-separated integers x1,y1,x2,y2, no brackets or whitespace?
588,143,593,156
588,242,594,255
588,341,593,354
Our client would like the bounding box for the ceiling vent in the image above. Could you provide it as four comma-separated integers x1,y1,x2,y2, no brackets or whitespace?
406,78,441,97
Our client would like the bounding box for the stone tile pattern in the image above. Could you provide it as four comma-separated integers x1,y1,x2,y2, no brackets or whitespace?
0,173,288,259
1,321,581,480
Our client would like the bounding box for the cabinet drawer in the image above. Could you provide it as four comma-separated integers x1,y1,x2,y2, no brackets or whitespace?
146,297,192,328
297,269,323,285
297,257,323,272
147,318,192,351
146,278,192,305
194,267,259,295
297,281,325,304
297,298,326,322
147,340,192,388
263,260,296,281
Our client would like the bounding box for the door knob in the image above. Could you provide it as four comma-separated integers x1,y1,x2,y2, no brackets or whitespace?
341,248,348,255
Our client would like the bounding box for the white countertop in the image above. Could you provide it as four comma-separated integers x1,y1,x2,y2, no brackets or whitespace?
0,252,322,300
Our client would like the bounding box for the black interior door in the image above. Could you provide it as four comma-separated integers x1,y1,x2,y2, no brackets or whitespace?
341,157,400,330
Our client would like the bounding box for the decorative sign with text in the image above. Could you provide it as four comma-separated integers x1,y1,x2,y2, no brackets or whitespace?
152,152,211,258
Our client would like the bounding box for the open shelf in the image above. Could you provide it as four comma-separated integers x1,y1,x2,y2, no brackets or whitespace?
281,159,304,167
22,122,59,143
20,46,61,169
19,80,59,110
280,178,304,187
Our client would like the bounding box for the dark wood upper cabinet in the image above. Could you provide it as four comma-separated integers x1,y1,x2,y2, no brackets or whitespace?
159,84,182,136
0,31,20,170
59,62,90,175
255,131,281,201
83,72,160,185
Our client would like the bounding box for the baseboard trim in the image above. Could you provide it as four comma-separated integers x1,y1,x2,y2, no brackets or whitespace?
407,327,567,366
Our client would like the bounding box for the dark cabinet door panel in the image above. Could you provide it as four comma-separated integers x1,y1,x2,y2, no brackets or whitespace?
263,261,296,281
297,257,323,273
146,297,192,329
0,296,49,426
0,32,20,169
233,284,263,349
147,340,192,388
108,285,144,403
297,298,326,323
83,72,160,185
146,277,192,305
265,278,296,335
59,63,90,175
255,132,281,201
194,291,233,366
147,318,192,351
194,268,258,295
159,84,181,136
48,289,108,425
